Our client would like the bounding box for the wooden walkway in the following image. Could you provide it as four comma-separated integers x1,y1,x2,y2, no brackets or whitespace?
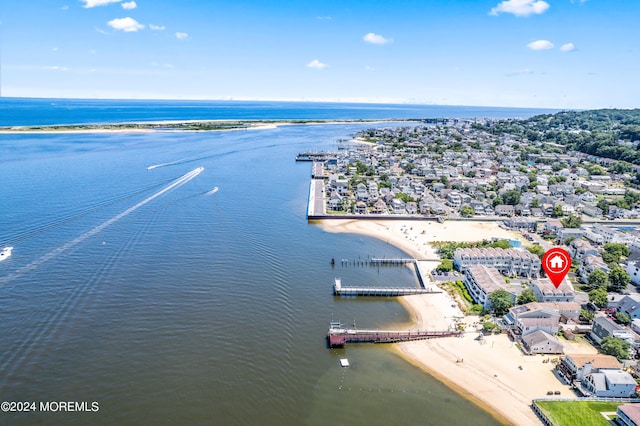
327,322,462,347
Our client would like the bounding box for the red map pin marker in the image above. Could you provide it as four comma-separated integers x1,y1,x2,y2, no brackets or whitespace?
542,247,572,289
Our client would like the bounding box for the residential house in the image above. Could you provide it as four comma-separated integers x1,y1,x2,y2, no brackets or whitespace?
556,353,621,382
627,259,640,287
516,317,560,337
618,404,640,426
557,228,585,244
530,278,575,303
503,217,537,232
494,205,515,217
581,370,637,397
391,198,406,214
521,330,563,354
579,254,611,283
406,201,418,215
354,201,367,215
617,295,640,320
569,239,599,262
371,199,388,215
590,315,634,345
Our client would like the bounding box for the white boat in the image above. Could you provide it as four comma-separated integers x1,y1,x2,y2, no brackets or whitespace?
0,246,13,261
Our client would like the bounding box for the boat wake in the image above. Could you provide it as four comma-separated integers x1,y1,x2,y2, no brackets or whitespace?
0,167,204,386
205,186,219,196
0,167,204,287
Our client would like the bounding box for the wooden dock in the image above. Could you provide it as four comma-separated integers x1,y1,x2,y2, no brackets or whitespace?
327,322,462,347
333,278,440,297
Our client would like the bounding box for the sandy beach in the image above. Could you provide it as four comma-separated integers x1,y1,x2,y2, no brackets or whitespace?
320,219,595,426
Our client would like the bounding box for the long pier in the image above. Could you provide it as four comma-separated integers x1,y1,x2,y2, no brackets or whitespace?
327,322,462,347
333,278,440,297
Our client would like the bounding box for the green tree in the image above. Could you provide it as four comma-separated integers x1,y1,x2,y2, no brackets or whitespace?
436,259,453,272
580,309,595,324
561,214,583,229
589,287,608,309
460,205,474,217
588,269,609,290
531,198,540,208
482,321,500,334
488,289,514,316
527,244,545,258
600,336,631,361
615,312,632,326
552,205,564,217
516,288,537,305
502,190,521,206
603,243,631,265
597,198,610,216
608,267,631,293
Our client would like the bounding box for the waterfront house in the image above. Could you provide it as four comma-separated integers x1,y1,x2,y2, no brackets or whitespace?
371,198,388,215
494,205,515,217
391,198,406,214
354,201,367,215
581,370,637,397
516,317,560,337
556,353,621,382
521,330,563,354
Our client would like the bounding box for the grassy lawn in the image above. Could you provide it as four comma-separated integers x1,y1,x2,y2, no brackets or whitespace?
536,400,622,426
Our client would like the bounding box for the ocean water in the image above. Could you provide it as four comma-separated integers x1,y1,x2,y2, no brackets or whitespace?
0,97,558,126
0,99,547,425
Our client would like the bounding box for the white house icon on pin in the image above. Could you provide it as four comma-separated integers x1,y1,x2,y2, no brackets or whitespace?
549,255,564,270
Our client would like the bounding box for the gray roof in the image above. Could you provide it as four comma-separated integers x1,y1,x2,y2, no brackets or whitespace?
521,330,562,347
603,369,636,386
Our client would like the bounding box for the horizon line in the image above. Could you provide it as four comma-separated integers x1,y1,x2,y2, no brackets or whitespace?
1,95,579,111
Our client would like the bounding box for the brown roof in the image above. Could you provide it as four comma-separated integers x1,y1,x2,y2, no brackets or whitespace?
565,354,621,370
619,404,640,423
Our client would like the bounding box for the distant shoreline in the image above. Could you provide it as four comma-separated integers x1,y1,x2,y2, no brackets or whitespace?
0,118,422,134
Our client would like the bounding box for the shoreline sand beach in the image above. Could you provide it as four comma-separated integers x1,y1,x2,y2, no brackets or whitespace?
320,219,596,426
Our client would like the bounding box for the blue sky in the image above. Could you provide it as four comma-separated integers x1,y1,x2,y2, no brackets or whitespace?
1,0,638,108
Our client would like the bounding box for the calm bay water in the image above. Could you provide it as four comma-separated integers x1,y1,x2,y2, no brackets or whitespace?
0,99,548,425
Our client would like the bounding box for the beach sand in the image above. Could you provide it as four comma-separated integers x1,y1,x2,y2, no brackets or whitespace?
319,219,592,426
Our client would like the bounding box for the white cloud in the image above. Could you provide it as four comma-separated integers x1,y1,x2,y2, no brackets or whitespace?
149,24,165,31
95,26,110,35
108,17,144,32
365,65,374,71
307,59,328,69
43,66,69,71
489,0,549,16
82,0,121,8
363,32,392,45
121,1,137,9
316,16,332,20
527,39,554,50
89,49,97,54
60,5,69,10
560,42,576,52
52,47,59,52
175,32,188,40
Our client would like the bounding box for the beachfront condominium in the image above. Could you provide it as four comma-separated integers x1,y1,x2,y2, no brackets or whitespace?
463,265,514,309
453,247,541,278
